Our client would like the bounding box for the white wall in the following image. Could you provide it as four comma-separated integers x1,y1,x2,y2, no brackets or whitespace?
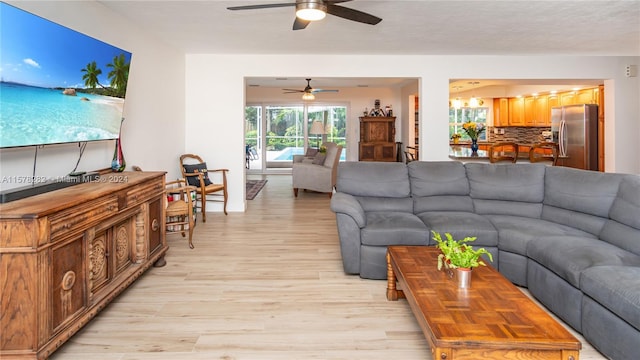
187,54,639,211
1,1,186,191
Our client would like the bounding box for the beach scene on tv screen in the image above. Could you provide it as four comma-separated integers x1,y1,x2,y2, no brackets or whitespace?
0,2,132,148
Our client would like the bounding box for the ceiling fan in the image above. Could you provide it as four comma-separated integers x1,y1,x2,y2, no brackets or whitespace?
227,0,382,30
283,78,339,100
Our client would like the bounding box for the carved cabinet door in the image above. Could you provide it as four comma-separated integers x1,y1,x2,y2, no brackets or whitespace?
51,237,87,332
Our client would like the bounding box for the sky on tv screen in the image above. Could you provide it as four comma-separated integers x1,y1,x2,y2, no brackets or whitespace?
0,2,133,148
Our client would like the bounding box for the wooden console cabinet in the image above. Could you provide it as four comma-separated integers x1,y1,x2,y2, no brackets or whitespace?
0,171,168,359
359,116,396,161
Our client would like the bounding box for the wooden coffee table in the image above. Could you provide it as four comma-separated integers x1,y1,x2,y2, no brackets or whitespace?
386,246,581,360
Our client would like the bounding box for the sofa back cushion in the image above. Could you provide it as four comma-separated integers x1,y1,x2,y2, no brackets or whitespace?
337,161,410,198
599,175,640,256
542,166,625,235
408,161,474,213
336,162,413,213
466,163,546,218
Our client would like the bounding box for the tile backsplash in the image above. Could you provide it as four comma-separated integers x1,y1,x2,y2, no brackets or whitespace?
487,126,552,144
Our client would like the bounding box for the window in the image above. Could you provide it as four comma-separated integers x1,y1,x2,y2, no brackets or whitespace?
245,103,347,172
449,107,488,141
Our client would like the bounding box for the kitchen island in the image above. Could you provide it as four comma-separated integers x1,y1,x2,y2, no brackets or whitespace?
449,145,533,162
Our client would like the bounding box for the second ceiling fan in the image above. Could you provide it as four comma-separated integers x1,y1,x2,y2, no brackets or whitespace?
283,78,339,100
227,0,382,30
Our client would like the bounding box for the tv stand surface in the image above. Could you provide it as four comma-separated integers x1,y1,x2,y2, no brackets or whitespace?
0,172,100,203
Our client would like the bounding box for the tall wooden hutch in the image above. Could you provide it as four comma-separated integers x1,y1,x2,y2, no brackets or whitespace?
358,116,397,162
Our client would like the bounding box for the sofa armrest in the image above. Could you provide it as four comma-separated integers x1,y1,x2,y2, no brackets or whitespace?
330,192,366,228
293,154,307,163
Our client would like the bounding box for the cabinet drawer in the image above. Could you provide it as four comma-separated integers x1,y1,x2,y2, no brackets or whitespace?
125,177,163,207
50,197,118,239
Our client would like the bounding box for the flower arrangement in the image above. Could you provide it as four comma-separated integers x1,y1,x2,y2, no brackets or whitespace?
432,231,493,270
450,133,461,140
461,121,486,140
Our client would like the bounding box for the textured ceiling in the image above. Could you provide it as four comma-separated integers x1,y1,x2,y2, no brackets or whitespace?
94,0,638,91
98,0,640,56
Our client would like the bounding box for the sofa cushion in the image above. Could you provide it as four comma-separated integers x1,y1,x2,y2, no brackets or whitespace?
312,152,326,165
337,162,409,198
466,163,546,203
527,235,640,288
466,163,546,218
599,175,640,256
356,196,413,213
581,265,640,331
486,215,595,255
409,161,474,213
542,166,625,235
408,161,469,196
417,211,498,247
361,212,429,246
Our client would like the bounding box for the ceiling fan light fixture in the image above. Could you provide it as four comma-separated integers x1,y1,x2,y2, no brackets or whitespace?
296,2,327,21
302,92,315,100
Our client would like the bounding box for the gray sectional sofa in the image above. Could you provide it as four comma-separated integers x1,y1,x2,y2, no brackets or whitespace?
330,161,640,360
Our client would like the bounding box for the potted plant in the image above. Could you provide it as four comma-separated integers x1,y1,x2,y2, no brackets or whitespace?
451,133,461,144
432,231,493,288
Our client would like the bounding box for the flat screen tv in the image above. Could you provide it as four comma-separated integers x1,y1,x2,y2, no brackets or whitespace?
0,2,132,148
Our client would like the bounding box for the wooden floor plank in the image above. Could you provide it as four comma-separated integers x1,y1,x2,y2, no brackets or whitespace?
50,174,606,360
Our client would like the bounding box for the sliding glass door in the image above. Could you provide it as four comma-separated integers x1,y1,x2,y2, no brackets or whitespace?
245,103,347,173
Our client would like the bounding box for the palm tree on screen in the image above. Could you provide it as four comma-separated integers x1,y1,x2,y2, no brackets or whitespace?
106,53,130,98
81,61,103,89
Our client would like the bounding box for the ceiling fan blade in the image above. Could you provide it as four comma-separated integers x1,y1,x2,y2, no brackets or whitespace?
326,3,382,25
312,89,339,93
293,17,310,30
282,89,304,93
227,3,295,11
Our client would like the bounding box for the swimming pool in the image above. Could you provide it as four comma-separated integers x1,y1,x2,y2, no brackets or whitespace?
273,147,346,161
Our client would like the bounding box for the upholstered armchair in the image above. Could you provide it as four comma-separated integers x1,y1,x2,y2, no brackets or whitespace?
292,142,343,198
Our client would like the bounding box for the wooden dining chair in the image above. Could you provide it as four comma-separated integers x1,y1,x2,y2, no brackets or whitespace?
488,142,519,163
165,179,196,249
529,142,559,165
404,146,418,163
180,154,228,222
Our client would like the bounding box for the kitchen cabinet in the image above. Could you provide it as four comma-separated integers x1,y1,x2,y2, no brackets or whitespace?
359,116,396,161
0,171,167,359
508,97,525,126
493,98,509,127
576,88,596,104
561,92,575,106
534,96,549,126
524,97,535,126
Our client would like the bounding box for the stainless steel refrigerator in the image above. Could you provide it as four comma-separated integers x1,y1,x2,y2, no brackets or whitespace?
551,104,598,171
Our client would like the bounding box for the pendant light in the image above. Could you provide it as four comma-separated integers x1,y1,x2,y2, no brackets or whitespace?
452,86,463,109
468,81,480,108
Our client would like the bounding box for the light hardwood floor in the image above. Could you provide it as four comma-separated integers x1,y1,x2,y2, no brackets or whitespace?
51,174,607,359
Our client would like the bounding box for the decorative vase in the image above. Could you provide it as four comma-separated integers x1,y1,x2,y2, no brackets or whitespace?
456,268,472,288
111,119,126,172
471,139,479,154
453,137,459,145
